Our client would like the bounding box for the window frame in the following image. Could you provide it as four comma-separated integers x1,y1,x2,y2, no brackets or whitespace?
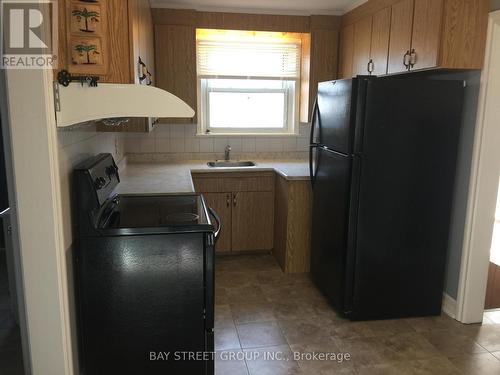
199,78,299,135
196,29,302,136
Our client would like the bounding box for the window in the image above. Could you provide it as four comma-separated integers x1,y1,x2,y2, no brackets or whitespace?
196,29,302,135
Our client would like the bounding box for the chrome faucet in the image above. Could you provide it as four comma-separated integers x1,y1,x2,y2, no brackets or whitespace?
224,145,232,161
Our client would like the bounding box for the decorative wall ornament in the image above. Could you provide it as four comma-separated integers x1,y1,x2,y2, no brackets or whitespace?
67,0,108,75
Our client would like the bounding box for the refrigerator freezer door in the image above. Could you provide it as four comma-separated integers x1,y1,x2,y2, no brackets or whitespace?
351,78,465,320
310,147,353,313
317,79,361,154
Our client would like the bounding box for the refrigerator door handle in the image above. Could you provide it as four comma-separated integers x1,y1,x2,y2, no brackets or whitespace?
309,98,319,146
309,145,319,188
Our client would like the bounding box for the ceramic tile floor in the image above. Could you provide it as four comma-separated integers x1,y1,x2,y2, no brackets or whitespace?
214,254,500,375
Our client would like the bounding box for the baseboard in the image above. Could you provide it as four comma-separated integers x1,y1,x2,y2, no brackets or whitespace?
442,293,457,319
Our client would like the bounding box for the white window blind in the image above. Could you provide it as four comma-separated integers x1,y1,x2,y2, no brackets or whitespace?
197,31,301,79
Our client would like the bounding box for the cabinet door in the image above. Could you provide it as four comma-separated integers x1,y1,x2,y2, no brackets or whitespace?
155,25,197,123
410,0,443,70
338,24,355,79
370,7,391,76
387,0,414,74
129,0,156,85
352,16,373,76
309,29,339,119
232,192,274,252
202,193,232,253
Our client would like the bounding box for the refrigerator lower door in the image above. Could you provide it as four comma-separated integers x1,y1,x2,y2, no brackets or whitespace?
310,147,353,313
351,78,465,320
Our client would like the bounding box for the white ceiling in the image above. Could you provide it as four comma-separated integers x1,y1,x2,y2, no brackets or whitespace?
150,0,368,16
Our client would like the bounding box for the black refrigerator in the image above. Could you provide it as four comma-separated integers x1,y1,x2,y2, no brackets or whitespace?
309,76,465,321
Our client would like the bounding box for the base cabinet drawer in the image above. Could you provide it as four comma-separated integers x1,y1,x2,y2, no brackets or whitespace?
193,173,274,193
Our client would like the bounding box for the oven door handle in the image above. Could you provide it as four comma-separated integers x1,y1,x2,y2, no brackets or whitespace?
208,207,222,243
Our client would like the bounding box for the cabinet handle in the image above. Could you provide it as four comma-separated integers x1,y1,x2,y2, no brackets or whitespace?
367,59,374,74
233,193,237,207
403,51,411,69
409,49,417,69
226,194,231,208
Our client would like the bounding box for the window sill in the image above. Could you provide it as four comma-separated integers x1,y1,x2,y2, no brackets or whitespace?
196,133,301,137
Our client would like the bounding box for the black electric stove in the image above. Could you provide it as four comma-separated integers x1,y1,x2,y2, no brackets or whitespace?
73,154,218,375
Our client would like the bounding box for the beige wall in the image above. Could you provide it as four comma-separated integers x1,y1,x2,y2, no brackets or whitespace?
493,0,500,11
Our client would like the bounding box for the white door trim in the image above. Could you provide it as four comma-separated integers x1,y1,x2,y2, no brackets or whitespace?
456,10,500,324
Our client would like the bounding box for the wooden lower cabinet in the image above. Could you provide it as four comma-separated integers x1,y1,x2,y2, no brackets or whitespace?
192,172,275,253
232,192,274,252
274,175,312,274
194,171,312,270
202,193,232,253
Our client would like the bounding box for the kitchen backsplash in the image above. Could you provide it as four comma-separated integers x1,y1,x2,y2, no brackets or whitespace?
57,124,124,250
122,123,311,159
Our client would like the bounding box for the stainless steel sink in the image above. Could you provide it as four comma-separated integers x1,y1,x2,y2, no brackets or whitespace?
207,161,256,168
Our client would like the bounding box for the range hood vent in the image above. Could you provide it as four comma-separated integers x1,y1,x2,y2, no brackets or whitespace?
55,83,195,127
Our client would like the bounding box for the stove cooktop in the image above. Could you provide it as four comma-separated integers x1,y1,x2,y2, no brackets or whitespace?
100,194,210,229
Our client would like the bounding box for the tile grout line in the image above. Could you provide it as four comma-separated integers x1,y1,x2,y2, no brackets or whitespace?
229,308,252,375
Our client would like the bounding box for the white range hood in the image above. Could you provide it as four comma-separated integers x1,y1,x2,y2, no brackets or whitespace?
54,83,195,127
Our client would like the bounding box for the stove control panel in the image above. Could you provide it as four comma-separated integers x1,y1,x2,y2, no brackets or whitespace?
94,177,107,190
75,153,120,207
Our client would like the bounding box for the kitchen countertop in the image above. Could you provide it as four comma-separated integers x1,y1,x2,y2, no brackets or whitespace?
117,160,310,195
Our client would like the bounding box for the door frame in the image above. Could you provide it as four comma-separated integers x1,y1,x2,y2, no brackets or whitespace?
456,10,500,324
0,68,32,375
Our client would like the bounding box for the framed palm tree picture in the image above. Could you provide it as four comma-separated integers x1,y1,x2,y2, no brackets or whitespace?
70,37,103,66
70,3,102,34
67,0,108,75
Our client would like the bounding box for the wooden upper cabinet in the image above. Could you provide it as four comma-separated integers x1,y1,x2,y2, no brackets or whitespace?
352,16,373,76
103,0,133,83
57,0,155,85
341,0,489,75
370,7,391,76
410,0,443,70
439,0,489,69
339,24,355,78
387,0,414,74
155,25,197,124
339,7,390,78
308,29,339,118
129,0,156,85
